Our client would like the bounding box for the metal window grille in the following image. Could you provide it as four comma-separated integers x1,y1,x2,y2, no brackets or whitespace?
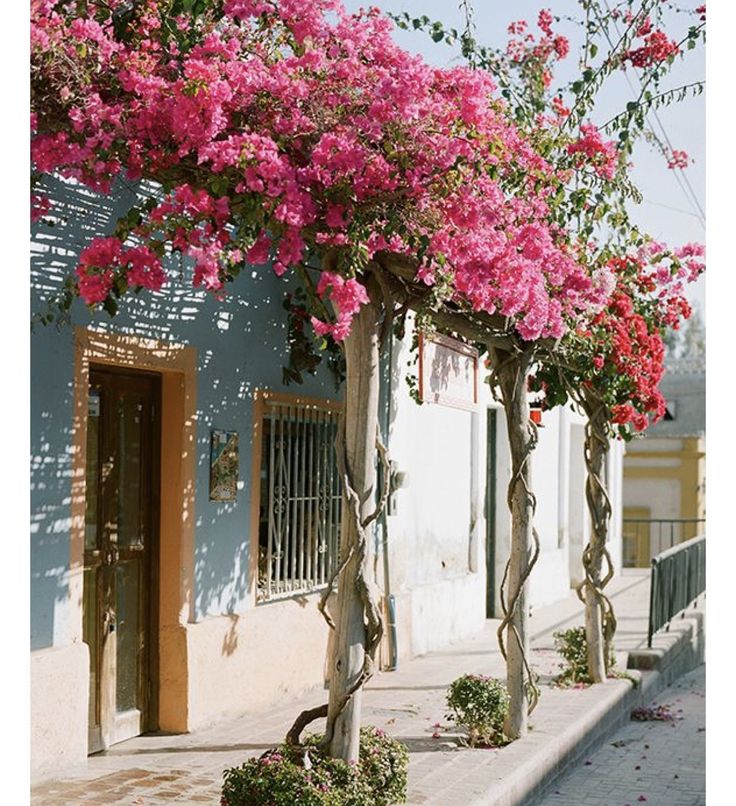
257,399,342,602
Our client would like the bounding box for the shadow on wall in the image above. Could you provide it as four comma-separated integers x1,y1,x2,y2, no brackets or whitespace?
31,175,129,650
31,175,339,649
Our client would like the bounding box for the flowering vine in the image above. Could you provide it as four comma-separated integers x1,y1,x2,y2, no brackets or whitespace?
31,0,621,348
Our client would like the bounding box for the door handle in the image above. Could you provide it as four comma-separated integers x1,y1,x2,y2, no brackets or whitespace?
106,545,119,565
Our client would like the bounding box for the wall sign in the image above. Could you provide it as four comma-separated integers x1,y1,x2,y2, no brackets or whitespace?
209,429,239,501
418,333,479,411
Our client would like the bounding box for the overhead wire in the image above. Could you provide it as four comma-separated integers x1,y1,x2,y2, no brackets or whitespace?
600,0,705,228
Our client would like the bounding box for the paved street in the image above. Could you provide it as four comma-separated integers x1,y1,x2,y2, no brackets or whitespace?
537,664,705,806
32,570,700,806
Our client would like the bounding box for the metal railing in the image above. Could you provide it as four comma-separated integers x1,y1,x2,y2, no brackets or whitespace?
623,518,705,567
648,534,706,647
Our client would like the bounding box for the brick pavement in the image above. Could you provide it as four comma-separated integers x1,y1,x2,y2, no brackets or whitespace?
535,664,705,806
32,570,684,806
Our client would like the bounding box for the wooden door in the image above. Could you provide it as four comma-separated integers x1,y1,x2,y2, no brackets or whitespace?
83,366,160,753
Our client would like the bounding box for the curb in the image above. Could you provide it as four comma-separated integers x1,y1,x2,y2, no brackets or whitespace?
466,605,705,806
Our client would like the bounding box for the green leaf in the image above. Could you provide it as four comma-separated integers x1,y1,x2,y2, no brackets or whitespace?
113,276,128,297
103,297,118,317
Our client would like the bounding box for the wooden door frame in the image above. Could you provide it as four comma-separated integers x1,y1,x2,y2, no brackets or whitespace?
71,328,198,742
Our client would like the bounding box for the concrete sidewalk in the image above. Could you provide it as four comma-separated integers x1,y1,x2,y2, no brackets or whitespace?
31,569,704,805
536,664,705,806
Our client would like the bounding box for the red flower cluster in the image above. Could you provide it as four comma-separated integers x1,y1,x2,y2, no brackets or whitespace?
31,193,51,222
579,248,700,434
622,29,679,68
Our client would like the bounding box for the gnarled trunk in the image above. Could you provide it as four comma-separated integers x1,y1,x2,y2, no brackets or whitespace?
490,345,540,740
578,395,616,683
285,282,386,763
325,293,383,762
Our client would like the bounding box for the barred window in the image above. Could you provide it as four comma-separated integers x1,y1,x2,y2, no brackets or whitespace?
257,397,342,602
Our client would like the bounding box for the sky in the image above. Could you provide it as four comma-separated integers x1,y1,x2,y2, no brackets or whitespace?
343,0,706,312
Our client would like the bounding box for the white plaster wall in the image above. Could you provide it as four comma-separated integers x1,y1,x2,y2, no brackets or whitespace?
381,328,486,653
529,410,570,607
568,421,588,587
403,572,486,657
492,397,511,618
31,643,89,779
394,400,474,587
185,596,332,731
491,401,591,612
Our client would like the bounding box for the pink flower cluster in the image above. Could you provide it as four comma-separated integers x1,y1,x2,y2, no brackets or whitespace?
567,124,618,180
666,149,690,170
311,272,370,341
32,0,625,341
506,9,570,70
76,237,165,304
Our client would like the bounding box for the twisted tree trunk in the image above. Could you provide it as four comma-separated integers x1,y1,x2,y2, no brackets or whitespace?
286,282,386,763
490,345,540,740
324,293,383,761
578,393,616,683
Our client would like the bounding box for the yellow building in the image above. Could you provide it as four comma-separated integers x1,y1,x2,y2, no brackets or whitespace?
622,359,705,567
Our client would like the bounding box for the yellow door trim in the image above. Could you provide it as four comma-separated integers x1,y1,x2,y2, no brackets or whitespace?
71,326,197,733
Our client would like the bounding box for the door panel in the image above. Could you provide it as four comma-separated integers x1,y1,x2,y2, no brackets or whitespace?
485,409,497,619
83,367,160,753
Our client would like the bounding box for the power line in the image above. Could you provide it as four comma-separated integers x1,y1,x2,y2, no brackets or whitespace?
646,105,705,222
642,198,703,218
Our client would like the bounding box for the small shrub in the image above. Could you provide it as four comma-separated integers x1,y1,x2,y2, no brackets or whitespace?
445,674,509,747
553,626,616,685
347,726,408,805
221,726,408,806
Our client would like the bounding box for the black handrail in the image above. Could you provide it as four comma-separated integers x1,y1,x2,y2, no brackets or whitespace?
648,534,706,647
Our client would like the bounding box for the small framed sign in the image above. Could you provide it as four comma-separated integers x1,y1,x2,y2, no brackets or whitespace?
418,333,479,411
209,429,239,501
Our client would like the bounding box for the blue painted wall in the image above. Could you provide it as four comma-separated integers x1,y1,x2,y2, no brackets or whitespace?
31,177,341,650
